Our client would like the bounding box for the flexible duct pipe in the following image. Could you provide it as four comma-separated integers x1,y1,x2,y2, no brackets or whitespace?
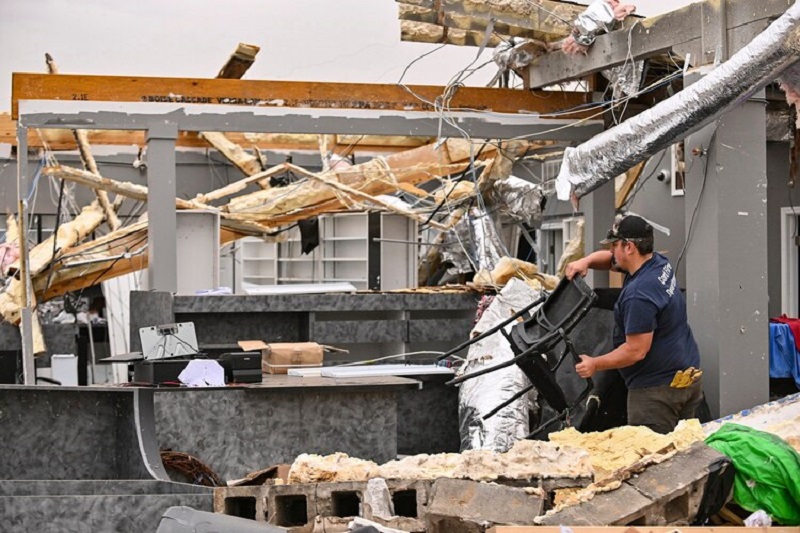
556,2,800,201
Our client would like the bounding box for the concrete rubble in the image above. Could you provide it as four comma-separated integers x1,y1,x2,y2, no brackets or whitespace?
212,418,741,531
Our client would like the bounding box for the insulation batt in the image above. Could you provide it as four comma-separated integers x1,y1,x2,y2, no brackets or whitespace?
556,1,800,202
286,439,592,485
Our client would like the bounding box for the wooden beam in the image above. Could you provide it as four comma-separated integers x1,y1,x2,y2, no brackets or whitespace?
527,0,793,89
216,43,260,79
0,114,435,151
615,160,646,208
11,73,593,120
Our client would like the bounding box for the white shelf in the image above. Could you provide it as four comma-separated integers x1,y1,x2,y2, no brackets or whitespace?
235,214,416,293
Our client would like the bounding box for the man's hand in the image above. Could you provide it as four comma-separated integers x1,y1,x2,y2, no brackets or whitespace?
565,258,589,280
575,354,597,378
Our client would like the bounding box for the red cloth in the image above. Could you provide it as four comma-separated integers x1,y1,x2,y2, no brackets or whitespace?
771,314,800,352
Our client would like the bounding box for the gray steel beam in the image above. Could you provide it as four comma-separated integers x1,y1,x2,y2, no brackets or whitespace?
146,121,178,293
684,89,769,418
527,0,793,89
17,100,603,142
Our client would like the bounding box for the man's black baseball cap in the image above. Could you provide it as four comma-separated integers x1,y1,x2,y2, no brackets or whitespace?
600,215,653,244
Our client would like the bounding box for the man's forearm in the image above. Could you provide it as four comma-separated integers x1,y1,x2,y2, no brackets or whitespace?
594,343,645,371
584,250,613,271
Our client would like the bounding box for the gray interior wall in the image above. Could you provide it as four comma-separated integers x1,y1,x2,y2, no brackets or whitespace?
767,141,792,318
622,148,688,287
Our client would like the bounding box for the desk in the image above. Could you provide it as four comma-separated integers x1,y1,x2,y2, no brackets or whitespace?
154,375,420,481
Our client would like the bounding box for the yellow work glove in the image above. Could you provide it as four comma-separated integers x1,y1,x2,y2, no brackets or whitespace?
670,366,703,388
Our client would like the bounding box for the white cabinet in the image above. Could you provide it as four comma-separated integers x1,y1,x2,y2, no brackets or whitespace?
236,212,417,292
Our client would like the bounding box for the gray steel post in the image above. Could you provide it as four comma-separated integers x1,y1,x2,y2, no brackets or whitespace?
17,123,35,384
146,122,179,293
582,179,616,289
684,90,769,418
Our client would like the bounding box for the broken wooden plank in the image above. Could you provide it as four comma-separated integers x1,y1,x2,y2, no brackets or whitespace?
615,161,646,208
201,43,264,179
224,139,492,221
12,73,593,119
1,202,106,324
43,165,209,210
216,43,260,79
285,163,450,230
199,131,263,176
72,130,122,230
45,53,121,230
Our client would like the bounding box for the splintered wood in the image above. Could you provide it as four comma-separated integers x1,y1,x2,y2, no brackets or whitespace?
287,439,592,484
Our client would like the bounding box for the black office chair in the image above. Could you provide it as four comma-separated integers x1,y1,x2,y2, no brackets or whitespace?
448,275,597,438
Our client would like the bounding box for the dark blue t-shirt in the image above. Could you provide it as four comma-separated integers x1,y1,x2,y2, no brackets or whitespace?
613,252,700,389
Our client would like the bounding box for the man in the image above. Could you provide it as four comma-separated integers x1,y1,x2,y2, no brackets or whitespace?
566,214,703,434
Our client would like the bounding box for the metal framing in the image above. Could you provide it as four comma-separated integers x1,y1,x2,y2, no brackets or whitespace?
14,98,602,382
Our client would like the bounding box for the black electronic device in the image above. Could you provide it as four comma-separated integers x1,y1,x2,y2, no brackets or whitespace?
133,359,192,385
217,352,262,384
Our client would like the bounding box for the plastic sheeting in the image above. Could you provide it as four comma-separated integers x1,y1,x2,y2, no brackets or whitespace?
556,1,800,201
457,278,542,451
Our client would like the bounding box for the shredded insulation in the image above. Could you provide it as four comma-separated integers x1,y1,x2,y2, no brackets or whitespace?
287,439,593,485
541,419,706,512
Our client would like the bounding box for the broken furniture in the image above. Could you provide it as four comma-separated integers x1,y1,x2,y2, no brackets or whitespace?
449,276,598,438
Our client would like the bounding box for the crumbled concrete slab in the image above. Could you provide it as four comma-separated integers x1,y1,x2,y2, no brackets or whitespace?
426,478,545,532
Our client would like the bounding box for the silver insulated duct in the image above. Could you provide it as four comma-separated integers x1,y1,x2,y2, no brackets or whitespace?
556,2,800,201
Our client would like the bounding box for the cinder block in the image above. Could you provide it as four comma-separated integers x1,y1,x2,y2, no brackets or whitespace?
266,483,318,529
426,478,545,533
214,485,270,522
536,483,653,526
314,481,368,518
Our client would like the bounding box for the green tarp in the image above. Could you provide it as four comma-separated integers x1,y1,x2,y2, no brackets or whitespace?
706,423,800,525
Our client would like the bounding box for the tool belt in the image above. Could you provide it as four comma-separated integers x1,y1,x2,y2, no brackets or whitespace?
670,366,703,388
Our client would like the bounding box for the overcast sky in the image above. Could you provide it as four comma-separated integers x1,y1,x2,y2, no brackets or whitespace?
1,0,695,114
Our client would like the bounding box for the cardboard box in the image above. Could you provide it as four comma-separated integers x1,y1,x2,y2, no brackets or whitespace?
238,341,324,374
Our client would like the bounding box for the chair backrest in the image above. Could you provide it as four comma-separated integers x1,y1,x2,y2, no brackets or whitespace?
508,275,597,356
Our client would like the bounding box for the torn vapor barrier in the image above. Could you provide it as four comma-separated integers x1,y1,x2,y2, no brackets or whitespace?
556,1,800,201
436,177,544,280
602,60,645,98
562,0,636,55
488,38,549,87
487,176,546,228
458,278,542,451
